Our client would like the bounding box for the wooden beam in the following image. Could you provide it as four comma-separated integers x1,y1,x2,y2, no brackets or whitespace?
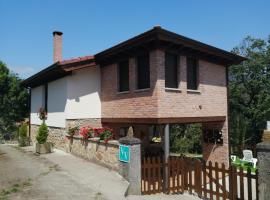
101,116,226,124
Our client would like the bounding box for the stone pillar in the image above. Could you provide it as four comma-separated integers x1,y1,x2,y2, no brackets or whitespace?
119,127,141,195
256,128,270,200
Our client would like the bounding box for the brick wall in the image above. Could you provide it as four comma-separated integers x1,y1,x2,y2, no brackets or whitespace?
101,51,159,118
101,49,229,165
101,49,227,119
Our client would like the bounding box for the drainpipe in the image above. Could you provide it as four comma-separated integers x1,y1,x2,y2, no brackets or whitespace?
28,87,31,145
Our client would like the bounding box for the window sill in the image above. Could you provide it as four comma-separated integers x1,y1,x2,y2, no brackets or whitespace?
117,91,130,95
165,88,182,92
187,89,201,94
134,88,151,93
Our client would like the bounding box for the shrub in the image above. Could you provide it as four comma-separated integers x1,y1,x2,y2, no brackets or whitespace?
19,123,29,147
68,126,79,136
36,123,48,144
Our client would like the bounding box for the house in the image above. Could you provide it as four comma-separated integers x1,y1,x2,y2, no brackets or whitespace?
22,26,245,167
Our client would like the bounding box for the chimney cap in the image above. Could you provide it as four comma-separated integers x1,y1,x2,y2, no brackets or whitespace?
53,31,63,36
153,25,162,29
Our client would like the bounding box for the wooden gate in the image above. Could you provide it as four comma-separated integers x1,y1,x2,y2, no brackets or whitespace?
141,156,258,199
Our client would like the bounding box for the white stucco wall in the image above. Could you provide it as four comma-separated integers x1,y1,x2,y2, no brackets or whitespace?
30,66,101,128
46,77,67,128
30,85,45,125
66,66,101,119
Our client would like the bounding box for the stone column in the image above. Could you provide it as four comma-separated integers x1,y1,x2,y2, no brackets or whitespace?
256,128,270,200
119,127,141,195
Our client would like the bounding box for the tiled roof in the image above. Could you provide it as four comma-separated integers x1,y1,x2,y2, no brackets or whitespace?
59,55,94,65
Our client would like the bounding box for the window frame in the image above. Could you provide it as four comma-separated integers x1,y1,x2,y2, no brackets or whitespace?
117,59,130,92
165,52,179,89
136,53,150,90
187,57,199,91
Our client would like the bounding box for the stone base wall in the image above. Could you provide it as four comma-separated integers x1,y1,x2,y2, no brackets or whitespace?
66,118,102,130
30,125,66,150
64,136,119,171
30,118,119,171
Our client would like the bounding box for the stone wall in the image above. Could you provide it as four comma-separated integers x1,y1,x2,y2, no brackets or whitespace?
64,136,119,171
30,124,66,150
66,118,102,130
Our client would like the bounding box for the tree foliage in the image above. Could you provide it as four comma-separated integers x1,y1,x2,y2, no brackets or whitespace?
19,123,29,146
0,60,29,136
170,124,202,154
36,123,48,144
229,36,270,154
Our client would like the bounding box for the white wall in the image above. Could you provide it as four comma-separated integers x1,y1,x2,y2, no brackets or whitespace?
30,85,45,125
66,66,101,119
46,77,67,128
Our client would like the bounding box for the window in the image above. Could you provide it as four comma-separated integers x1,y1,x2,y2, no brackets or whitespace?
187,57,198,90
118,60,129,92
137,53,150,89
165,52,178,88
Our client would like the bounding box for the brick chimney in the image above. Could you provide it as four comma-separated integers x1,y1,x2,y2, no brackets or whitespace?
53,31,63,62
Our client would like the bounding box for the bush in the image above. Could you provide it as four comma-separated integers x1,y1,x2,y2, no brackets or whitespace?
36,123,48,144
19,123,29,147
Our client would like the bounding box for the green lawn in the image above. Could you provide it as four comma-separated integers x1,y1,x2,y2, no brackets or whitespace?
231,157,257,173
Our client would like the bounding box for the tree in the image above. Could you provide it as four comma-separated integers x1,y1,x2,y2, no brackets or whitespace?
0,61,29,137
170,124,202,154
229,36,270,154
36,123,48,144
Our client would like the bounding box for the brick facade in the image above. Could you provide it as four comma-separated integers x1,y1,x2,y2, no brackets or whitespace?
101,49,229,165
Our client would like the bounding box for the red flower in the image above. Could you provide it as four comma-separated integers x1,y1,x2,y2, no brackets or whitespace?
79,126,93,139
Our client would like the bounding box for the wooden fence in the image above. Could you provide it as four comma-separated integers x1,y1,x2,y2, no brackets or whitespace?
141,156,258,200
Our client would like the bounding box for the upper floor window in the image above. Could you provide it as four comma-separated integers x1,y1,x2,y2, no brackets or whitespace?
187,57,199,90
137,53,150,89
165,52,178,88
118,60,129,92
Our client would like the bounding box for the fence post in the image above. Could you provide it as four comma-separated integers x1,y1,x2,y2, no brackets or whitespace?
256,140,270,200
119,127,141,195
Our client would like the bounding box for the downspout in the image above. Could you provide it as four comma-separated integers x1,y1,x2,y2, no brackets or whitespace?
226,66,232,167
28,87,31,145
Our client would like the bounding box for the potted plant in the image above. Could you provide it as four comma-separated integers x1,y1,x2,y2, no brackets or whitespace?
95,127,113,143
67,125,79,137
79,126,94,140
36,123,51,154
18,122,29,147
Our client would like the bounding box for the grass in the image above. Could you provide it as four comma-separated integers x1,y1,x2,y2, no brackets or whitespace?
0,179,32,200
231,157,257,173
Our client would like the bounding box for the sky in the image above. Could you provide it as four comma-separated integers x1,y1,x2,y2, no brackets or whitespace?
0,0,270,79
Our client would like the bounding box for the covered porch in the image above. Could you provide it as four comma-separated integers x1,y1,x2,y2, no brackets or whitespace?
102,116,229,166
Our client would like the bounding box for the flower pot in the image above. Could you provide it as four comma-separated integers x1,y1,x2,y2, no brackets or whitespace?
36,142,52,154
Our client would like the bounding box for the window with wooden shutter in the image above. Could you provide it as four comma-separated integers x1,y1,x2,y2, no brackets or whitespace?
187,57,198,90
137,53,150,89
165,52,178,88
118,60,129,92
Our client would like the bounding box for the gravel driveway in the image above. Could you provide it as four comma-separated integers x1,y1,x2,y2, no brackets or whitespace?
0,144,126,200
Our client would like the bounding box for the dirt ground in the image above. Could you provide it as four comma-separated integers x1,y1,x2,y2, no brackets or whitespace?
0,144,107,200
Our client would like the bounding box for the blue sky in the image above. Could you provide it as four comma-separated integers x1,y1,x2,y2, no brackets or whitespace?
0,0,270,79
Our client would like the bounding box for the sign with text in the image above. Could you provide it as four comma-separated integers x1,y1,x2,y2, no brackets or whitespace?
119,144,130,163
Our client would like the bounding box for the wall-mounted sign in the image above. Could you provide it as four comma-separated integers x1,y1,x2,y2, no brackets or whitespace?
119,144,130,163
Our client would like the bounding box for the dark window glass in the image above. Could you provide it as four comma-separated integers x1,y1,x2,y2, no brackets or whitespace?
118,60,129,92
45,84,48,111
137,53,150,89
187,58,198,90
165,53,178,88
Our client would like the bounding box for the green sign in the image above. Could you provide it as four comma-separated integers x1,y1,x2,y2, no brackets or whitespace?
119,144,130,163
